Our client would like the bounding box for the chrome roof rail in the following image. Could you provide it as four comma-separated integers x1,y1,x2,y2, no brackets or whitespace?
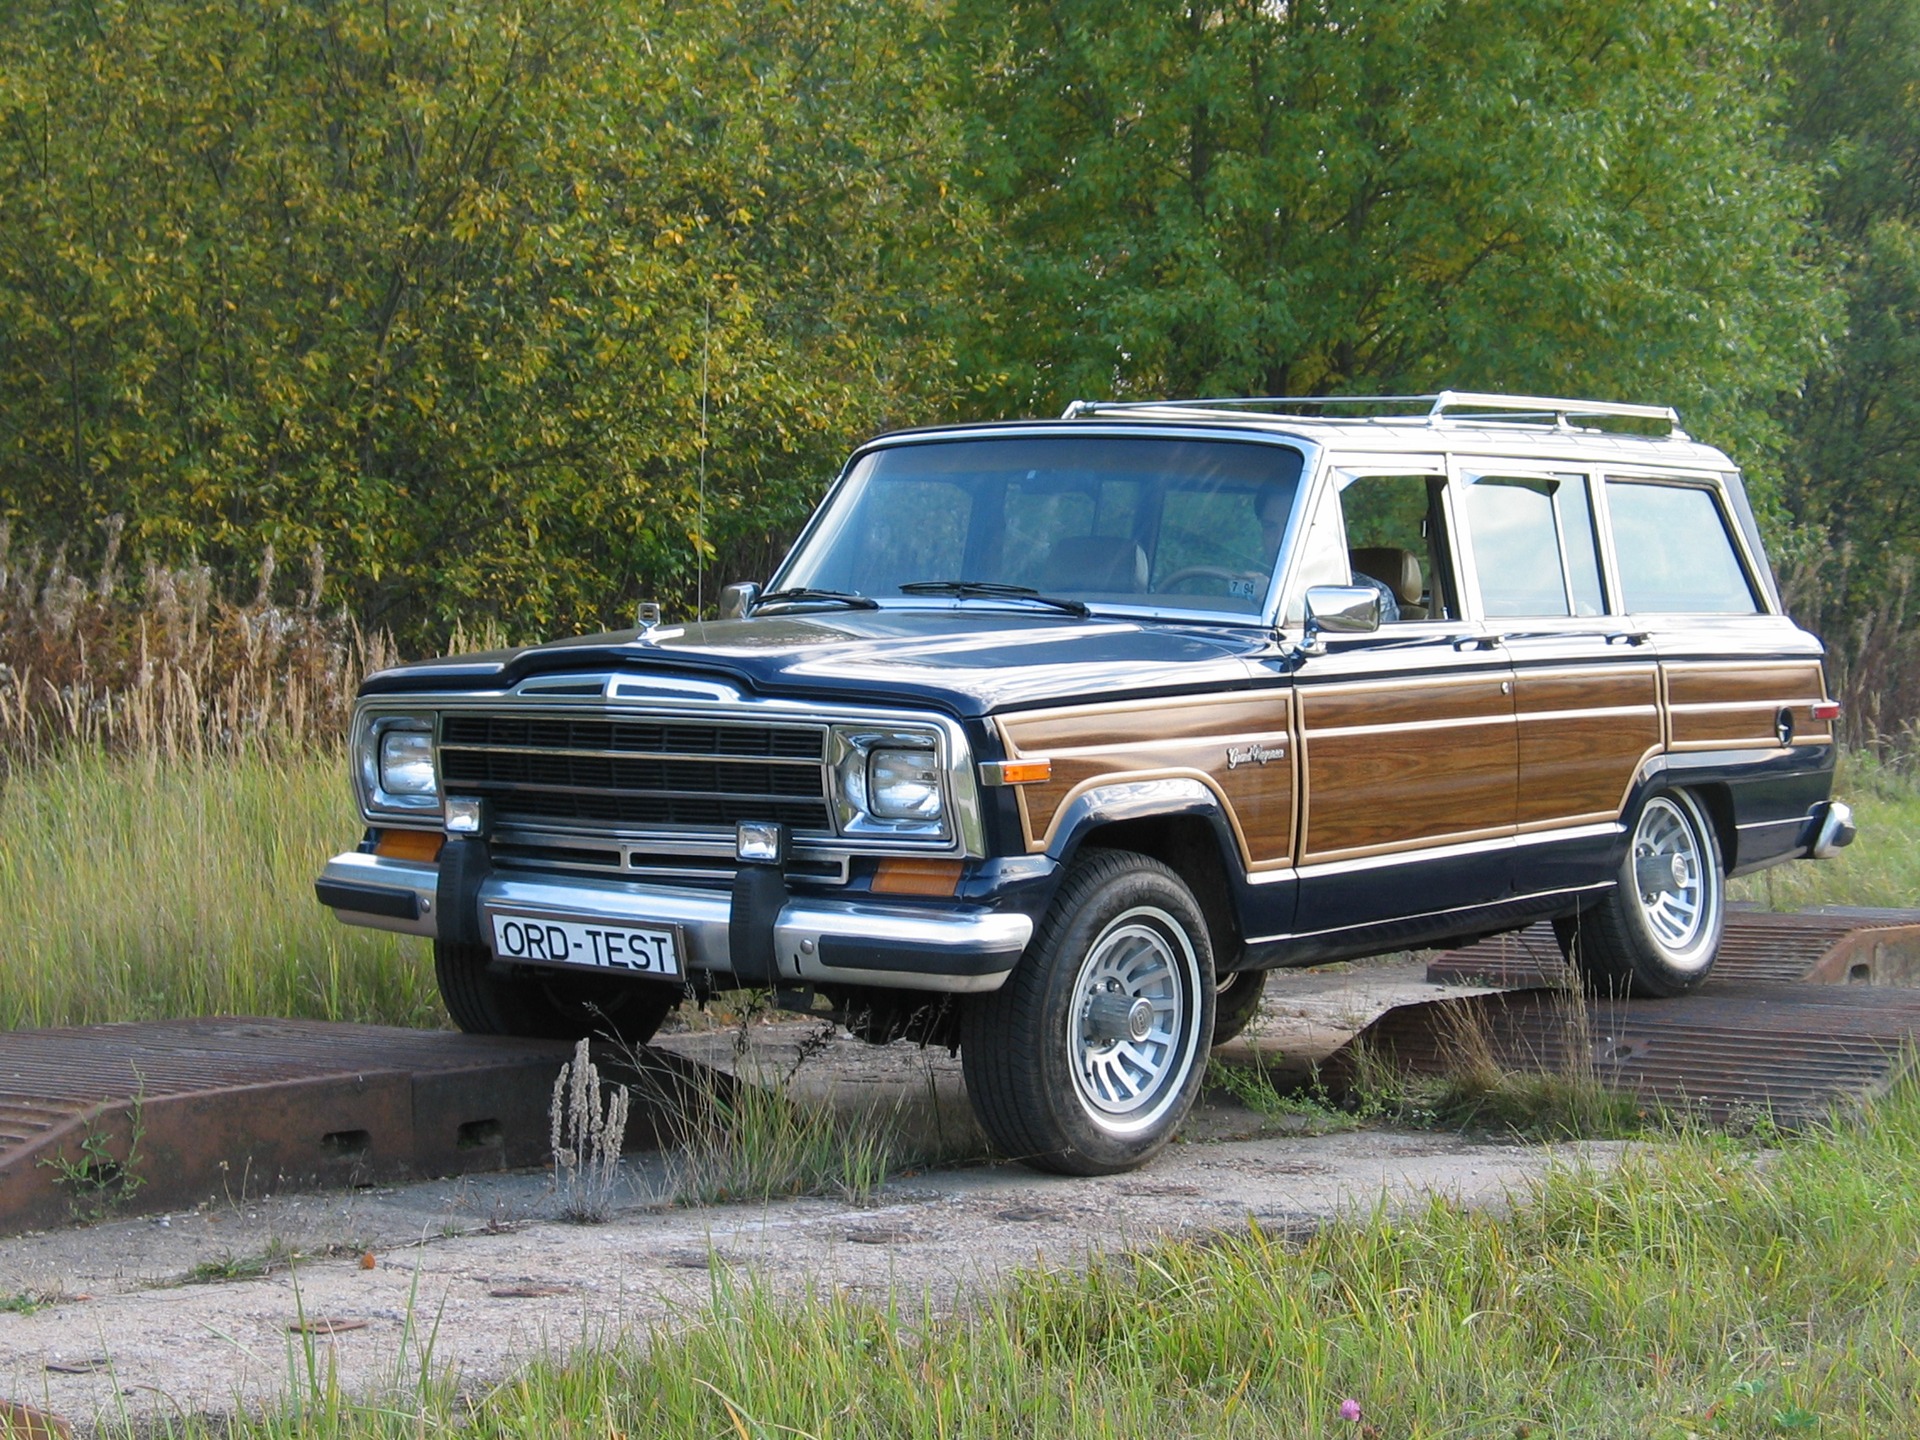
1062,390,1687,438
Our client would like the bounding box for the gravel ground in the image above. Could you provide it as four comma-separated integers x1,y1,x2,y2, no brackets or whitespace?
0,960,1598,1431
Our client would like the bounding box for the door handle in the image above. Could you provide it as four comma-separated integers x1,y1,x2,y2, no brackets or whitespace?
1604,631,1652,647
1452,633,1504,651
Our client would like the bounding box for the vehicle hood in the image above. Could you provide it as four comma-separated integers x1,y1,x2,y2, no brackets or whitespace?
356,609,1274,717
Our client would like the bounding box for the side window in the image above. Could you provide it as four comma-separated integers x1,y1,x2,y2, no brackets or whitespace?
1463,473,1606,618
1606,480,1759,614
1341,474,1458,622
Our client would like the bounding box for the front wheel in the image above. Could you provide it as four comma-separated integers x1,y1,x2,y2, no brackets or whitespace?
434,941,679,1044
1211,968,1268,1045
1555,788,1725,997
961,851,1214,1175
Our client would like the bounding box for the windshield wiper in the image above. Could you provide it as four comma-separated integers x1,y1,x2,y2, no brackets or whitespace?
755,587,880,611
898,580,1090,618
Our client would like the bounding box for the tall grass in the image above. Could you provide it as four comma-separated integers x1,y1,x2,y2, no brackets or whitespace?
0,521,379,765
0,748,439,1030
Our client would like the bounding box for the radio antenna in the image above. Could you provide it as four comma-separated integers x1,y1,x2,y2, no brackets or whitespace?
696,296,711,620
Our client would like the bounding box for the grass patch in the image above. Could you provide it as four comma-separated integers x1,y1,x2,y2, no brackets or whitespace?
181,1079,1920,1440
0,747,440,1030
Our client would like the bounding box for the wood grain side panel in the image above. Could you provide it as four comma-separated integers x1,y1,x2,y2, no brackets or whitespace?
1297,672,1517,864
1300,675,1510,733
1513,667,1662,826
996,692,1295,867
1001,693,1285,751
1300,724,1514,861
1664,661,1834,750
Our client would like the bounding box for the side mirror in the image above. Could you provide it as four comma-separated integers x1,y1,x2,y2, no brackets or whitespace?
1299,584,1381,656
718,581,760,620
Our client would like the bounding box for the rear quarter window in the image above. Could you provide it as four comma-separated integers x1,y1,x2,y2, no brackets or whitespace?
1605,480,1759,615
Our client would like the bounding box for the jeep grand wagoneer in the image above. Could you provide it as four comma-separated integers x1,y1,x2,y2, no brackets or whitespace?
317,392,1855,1173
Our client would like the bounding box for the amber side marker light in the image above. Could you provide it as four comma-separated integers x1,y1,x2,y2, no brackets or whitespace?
1811,700,1842,721
979,758,1053,786
374,829,445,862
872,858,964,897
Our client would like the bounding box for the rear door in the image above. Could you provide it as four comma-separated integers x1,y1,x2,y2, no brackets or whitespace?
1457,467,1663,898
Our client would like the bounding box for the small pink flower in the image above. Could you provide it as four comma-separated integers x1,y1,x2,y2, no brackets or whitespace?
1339,1398,1363,1423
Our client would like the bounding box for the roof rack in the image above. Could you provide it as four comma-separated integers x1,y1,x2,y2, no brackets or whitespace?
1060,390,1686,437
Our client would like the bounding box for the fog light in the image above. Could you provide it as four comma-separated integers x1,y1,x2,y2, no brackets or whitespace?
736,821,789,865
445,797,489,836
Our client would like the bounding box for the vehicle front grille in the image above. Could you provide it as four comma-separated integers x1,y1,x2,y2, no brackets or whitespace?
438,712,834,837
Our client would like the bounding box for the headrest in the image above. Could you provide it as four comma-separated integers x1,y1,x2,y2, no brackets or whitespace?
1349,546,1424,605
1040,535,1148,592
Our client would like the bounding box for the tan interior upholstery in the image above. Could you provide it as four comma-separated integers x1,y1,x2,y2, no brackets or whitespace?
1038,535,1149,592
1349,545,1426,619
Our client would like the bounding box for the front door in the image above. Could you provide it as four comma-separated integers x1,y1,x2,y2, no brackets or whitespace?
1288,469,1520,941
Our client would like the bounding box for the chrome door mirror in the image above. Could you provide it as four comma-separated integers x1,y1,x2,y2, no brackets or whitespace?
718,581,760,620
1299,584,1381,656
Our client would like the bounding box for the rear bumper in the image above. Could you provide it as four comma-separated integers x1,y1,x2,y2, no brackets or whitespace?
314,851,1031,994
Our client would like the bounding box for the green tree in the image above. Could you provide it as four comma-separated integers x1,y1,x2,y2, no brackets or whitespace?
0,0,962,638
1773,0,1920,734
942,0,1826,459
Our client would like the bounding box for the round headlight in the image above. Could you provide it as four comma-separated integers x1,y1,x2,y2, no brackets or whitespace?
868,746,943,821
379,729,438,797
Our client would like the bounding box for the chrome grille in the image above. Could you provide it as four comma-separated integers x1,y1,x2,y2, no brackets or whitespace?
438,712,833,836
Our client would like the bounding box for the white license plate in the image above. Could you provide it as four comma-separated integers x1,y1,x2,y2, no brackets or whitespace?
488,911,682,978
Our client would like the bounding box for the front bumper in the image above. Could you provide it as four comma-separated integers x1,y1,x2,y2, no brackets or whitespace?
314,851,1031,994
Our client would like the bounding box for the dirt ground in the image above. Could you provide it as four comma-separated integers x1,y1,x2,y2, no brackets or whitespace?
0,962,1618,1431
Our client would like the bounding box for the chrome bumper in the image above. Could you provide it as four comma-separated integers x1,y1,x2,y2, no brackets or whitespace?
1810,799,1857,860
315,852,1031,994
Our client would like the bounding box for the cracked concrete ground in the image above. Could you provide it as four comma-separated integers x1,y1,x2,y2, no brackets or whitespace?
0,960,1592,1430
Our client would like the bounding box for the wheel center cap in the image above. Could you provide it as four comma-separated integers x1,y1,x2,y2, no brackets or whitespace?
1636,851,1688,896
1086,991,1158,1045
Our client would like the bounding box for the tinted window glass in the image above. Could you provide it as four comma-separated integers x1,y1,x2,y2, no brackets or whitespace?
1466,477,1572,617
782,436,1306,615
1607,481,1758,614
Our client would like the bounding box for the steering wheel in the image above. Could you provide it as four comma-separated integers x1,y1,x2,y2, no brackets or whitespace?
1159,565,1267,594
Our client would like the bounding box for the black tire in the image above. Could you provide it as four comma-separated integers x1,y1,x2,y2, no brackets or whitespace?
1554,788,1725,998
960,850,1214,1175
1211,968,1268,1045
434,941,679,1044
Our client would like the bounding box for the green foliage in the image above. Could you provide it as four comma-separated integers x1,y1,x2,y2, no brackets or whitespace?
943,0,1827,453
0,0,963,639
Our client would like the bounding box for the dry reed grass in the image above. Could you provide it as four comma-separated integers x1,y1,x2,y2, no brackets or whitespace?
0,518,388,766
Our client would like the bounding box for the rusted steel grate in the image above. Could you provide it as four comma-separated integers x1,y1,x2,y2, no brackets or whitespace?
0,1019,575,1235
1346,909,1920,1125
1423,908,1920,989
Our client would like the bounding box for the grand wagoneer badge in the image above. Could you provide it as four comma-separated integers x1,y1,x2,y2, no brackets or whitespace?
1227,743,1287,769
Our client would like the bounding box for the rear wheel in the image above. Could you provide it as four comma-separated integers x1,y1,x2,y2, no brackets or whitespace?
1555,788,1725,997
961,851,1214,1175
434,941,679,1044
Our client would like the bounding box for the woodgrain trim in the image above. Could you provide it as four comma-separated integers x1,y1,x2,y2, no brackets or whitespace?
996,690,1297,869
1663,660,1834,751
1512,664,1662,827
1296,672,1516,864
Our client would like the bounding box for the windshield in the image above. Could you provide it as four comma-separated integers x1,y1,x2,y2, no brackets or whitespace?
775,435,1307,618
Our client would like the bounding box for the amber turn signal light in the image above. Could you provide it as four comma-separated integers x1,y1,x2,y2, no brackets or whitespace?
979,758,1053,786
871,858,964,896
374,829,445,862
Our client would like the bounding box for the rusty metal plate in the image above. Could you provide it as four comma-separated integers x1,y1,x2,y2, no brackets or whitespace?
1349,909,1920,1126
0,1020,576,1235
1424,908,1920,989
1350,983,1920,1124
